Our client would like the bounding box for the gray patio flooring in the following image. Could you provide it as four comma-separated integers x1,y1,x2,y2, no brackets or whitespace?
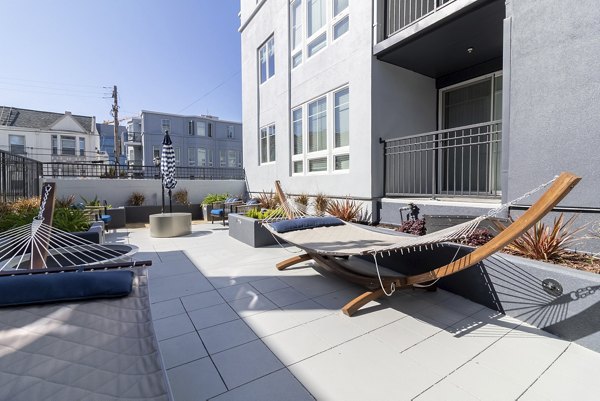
108,224,600,401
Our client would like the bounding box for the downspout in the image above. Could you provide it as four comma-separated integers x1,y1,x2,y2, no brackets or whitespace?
501,0,513,206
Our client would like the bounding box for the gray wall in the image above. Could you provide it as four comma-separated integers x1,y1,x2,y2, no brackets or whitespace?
45,178,246,208
140,111,242,168
504,0,600,209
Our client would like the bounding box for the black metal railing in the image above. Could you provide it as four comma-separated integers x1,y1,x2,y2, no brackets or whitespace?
0,150,43,202
386,0,455,38
41,163,245,181
384,120,502,197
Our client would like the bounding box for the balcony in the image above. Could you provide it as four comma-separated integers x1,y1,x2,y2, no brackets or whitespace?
124,132,142,145
384,120,501,197
375,0,504,78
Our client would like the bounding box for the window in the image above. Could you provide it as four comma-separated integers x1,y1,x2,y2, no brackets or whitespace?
51,135,58,155
188,148,196,166
307,0,325,36
219,150,226,167
188,120,195,135
308,157,327,172
153,146,161,164
198,148,207,166
161,119,170,133
308,97,327,152
9,135,25,155
207,149,213,167
227,150,238,167
292,108,303,155
260,124,276,164
197,121,206,136
175,147,181,165
61,136,76,156
293,160,303,174
79,137,85,156
292,52,302,68
208,123,213,137
333,15,349,39
334,154,349,171
291,0,303,67
307,33,327,57
334,0,348,16
334,88,349,147
259,36,275,83
227,125,235,139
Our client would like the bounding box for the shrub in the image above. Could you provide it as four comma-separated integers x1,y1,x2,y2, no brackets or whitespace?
257,191,280,209
81,195,101,207
455,228,494,247
495,213,585,263
173,188,190,206
397,218,427,236
128,192,145,206
0,209,38,232
294,194,309,206
314,193,329,215
53,208,90,232
202,193,228,205
56,194,76,209
245,208,285,220
10,197,40,215
326,198,363,222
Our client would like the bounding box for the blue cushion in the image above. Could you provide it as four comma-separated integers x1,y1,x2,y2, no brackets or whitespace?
211,208,224,216
247,199,259,205
0,270,134,307
100,214,112,224
270,217,344,233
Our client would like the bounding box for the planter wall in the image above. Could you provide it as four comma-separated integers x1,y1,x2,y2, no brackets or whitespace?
124,204,202,224
367,245,600,353
106,208,126,229
228,213,279,247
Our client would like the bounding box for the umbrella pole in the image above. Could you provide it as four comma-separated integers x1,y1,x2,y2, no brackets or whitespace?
168,189,173,213
161,176,165,214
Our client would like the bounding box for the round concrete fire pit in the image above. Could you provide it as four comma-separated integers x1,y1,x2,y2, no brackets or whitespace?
150,212,192,238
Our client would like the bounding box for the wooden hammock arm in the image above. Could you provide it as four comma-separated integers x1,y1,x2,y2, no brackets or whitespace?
274,180,295,220
399,172,581,287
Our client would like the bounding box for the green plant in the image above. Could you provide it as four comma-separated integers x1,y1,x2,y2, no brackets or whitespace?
326,198,363,222
55,194,76,209
495,213,586,263
52,208,91,232
127,192,145,206
80,195,101,207
294,194,309,206
245,208,285,220
173,188,190,206
202,193,228,205
314,193,329,215
0,209,38,232
257,191,280,209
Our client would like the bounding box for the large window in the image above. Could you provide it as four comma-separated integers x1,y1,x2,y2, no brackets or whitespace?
227,150,239,167
188,147,196,166
259,36,275,84
61,136,76,156
307,0,326,36
9,135,25,155
175,147,181,165
79,137,85,156
290,86,350,174
291,0,303,67
197,121,206,136
198,148,207,167
260,124,276,164
153,146,161,164
308,97,327,152
51,135,58,155
161,119,170,133
227,125,235,139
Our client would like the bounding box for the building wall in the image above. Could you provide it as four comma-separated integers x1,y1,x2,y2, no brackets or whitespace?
139,111,242,168
504,0,600,209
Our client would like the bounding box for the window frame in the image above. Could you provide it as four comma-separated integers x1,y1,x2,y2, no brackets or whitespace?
61,135,76,156
259,123,276,165
227,125,235,139
197,121,206,136
161,119,171,134
9,134,26,155
258,35,275,84
79,137,85,157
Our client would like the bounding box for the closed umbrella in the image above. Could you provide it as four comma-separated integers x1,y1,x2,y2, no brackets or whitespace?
161,131,177,213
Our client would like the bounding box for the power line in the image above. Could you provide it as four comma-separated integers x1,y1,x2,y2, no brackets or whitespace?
0,76,107,89
177,70,240,113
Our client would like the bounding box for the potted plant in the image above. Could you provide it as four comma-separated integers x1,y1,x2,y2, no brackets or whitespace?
229,208,285,247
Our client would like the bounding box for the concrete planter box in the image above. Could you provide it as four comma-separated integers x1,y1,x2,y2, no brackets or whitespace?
228,213,279,247
368,242,600,352
106,207,126,229
125,203,202,224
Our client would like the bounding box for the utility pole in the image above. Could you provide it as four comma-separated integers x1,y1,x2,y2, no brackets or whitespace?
111,85,121,165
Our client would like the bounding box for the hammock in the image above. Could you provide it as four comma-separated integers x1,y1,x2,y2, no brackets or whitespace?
268,172,581,316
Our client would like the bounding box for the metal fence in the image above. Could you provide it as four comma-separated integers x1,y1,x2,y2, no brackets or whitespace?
0,150,43,203
41,163,245,181
386,0,455,37
384,120,502,197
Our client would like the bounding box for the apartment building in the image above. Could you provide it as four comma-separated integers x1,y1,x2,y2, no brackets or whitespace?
97,123,127,165
239,0,600,227
127,111,243,170
0,106,103,163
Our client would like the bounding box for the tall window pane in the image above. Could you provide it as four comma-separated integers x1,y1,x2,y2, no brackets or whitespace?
51,135,58,155
268,125,276,162
198,148,207,166
228,150,237,167
291,0,302,50
259,46,267,83
308,0,325,37
188,148,196,166
308,98,327,152
197,121,206,136
79,137,85,156
334,0,348,16
334,88,349,147
292,108,303,155
161,119,170,133
260,128,268,163
268,37,275,78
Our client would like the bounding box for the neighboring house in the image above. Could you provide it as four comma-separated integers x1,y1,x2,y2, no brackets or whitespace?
97,123,127,165
0,106,103,164
239,0,600,226
128,111,243,170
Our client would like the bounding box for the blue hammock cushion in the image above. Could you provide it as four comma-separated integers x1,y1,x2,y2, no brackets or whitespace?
211,209,224,216
270,217,345,233
0,270,134,307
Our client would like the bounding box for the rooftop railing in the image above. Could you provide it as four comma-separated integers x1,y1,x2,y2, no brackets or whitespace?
41,163,245,181
384,120,501,197
386,0,456,38
0,150,43,202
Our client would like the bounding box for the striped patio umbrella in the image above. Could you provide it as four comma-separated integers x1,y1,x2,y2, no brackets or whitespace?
161,131,177,213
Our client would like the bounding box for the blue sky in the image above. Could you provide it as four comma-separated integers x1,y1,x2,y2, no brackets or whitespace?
0,0,242,122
